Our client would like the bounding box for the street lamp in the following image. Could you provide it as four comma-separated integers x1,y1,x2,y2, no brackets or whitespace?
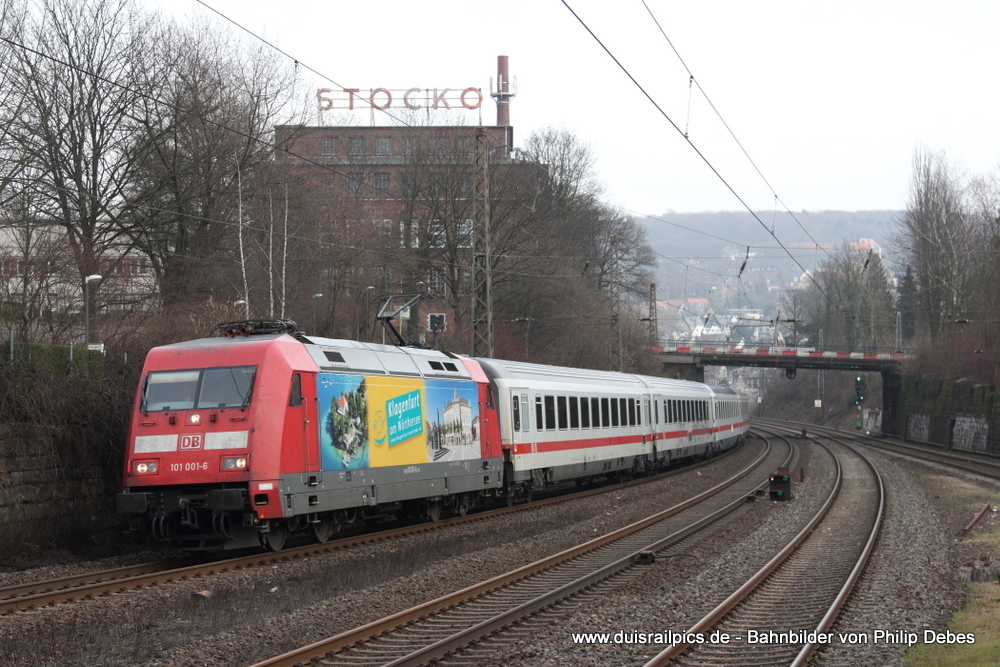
365,287,375,341
83,274,102,348
312,293,323,334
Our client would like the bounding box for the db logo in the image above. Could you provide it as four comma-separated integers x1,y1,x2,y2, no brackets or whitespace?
179,434,203,450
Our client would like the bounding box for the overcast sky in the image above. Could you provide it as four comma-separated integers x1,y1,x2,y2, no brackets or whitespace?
169,0,999,217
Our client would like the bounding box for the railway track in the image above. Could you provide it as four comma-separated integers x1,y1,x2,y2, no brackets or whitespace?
0,442,747,616
760,417,1000,481
248,433,790,667
643,428,884,667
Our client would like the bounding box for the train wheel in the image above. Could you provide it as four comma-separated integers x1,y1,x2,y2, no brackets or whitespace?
425,499,443,522
310,518,338,544
260,521,287,552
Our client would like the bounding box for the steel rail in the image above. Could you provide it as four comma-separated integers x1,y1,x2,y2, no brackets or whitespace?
0,442,746,616
642,430,842,666
250,435,783,667
760,417,1000,481
644,428,884,667
790,432,885,667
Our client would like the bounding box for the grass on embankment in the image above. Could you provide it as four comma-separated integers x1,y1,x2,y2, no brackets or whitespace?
906,474,1000,666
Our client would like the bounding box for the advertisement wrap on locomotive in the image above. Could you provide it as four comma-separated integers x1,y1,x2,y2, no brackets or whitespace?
116,321,749,552
318,373,481,471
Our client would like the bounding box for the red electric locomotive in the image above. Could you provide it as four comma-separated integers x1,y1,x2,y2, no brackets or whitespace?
117,320,749,551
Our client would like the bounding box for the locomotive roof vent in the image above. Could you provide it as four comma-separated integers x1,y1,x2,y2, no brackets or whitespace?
323,350,347,364
429,360,459,372
212,320,305,338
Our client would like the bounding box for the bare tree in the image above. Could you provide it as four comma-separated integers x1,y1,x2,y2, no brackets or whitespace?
0,0,28,213
796,242,897,349
895,148,970,340
126,16,300,308
8,0,157,317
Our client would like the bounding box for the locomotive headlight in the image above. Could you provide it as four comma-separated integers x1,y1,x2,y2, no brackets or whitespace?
133,460,158,474
187,413,201,425
222,456,248,471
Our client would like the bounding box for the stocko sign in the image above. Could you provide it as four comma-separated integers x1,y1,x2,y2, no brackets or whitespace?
317,87,483,112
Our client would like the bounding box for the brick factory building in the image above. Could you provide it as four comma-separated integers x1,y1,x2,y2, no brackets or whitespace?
274,56,539,346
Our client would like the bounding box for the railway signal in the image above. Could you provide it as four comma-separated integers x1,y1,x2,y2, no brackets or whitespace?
769,467,792,501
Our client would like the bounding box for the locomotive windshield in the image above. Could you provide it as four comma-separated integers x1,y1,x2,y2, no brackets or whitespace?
142,366,257,412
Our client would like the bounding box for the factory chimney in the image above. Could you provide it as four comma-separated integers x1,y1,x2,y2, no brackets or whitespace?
492,55,515,127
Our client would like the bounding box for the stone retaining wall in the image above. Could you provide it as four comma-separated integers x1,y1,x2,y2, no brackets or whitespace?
901,375,1000,455
0,424,119,553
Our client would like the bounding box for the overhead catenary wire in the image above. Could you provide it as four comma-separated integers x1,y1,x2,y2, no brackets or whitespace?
638,0,834,263
191,0,833,301
195,0,791,281
3,2,812,332
560,0,850,324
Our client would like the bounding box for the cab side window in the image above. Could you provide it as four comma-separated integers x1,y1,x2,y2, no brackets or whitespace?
289,373,303,407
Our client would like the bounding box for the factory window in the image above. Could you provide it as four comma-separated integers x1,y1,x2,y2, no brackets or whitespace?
455,135,473,154
404,136,420,155
460,174,473,197
400,220,419,248
321,136,337,154
557,396,567,430
323,173,336,188
373,172,390,194
569,397,579,429
346,173,364,198
131,257,150,277
580,397,590,428
348,137,365,155
401,172,416,198
457,219,473,248
426,220,447,248
375,137,392,155
428,269,446,295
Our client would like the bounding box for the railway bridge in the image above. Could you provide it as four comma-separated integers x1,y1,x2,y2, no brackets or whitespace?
657,341,910,435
